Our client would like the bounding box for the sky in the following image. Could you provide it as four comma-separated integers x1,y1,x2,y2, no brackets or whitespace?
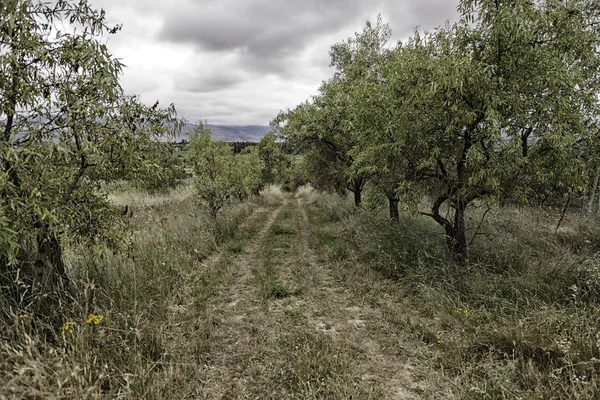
92,0,459,126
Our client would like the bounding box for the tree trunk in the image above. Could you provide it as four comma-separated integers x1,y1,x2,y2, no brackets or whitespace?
348,177,364,208
353,187,362,208
448,202,468,266
425,193,470,265
387,194,399,222
35,233,69,291
588,168,600,213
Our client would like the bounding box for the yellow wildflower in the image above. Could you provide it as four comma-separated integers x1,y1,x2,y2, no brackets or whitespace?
61,321,75,334
86,314,104,325
456,307,471,317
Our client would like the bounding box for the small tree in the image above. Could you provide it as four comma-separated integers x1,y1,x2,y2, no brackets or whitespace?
124,140,187,193
188,123,237,217
233,146,263,198
257,131,289,187
0,0,181,293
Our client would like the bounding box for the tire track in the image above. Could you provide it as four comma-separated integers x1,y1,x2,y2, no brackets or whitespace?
198,198,287,398
295,197,423,399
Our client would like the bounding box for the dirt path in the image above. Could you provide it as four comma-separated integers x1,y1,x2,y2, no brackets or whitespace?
295,198,423,399
193,195,422,399
198,199,288,398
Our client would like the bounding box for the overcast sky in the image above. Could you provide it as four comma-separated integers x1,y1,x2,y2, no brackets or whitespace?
92,0,458,126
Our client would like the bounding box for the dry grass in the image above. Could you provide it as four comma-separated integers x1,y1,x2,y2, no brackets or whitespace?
7,184,598,398
0,186,266,399
259,184,285,205
305,191,600,399
107,184,193,207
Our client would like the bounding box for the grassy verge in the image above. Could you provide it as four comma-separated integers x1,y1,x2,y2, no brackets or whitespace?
0,188,270,399
304,188,600,399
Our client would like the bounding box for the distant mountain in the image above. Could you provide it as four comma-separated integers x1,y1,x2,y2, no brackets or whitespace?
170,123,272,143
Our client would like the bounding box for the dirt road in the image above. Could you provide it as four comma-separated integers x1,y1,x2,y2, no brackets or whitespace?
185,195,424,399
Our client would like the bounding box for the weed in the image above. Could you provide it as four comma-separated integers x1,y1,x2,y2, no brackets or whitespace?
305,191,600,398
0,186,265,399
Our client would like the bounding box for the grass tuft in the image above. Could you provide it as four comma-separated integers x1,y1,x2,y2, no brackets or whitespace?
305,191,600,398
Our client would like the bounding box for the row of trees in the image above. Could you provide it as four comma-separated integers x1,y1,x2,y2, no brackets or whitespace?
273,0,600,264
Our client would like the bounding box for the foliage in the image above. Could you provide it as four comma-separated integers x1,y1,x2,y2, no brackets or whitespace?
188,123,236,217
127,141,187,193
332,17,405,218
231,141,258,155
233,146,263,198
188,123,263,216
257,131,290,186
278,0,600,262
395,0,599,261
272,81,366,205
0,0,181,292
280,157,308,192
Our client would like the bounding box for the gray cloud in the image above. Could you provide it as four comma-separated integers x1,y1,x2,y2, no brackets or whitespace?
159,0,368,56
182,75,242,93
93,0,458,125
158,0,457,77
174,66,249,93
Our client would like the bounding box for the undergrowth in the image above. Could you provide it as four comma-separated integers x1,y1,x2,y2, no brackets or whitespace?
306,190,600,399
0,188,266,399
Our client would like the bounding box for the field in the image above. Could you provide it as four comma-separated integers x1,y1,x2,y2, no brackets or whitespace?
4,0,600,398
2,185,600,399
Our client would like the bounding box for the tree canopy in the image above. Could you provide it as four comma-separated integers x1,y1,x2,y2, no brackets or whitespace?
275,0,600,263
1,0,181,287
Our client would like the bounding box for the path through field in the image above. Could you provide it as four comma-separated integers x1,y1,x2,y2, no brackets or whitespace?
190,195,425,399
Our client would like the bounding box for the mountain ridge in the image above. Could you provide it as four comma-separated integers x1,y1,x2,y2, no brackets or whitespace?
171,123,272,143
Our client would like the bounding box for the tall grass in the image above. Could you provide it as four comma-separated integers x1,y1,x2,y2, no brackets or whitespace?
259,184,285,205
0,188,260,399
307,191,600,398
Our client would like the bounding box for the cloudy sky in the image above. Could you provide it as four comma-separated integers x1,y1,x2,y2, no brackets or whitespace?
92,0,459,126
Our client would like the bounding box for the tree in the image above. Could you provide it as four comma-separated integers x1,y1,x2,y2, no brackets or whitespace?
257,131,289,186
188,123,238,217
381,0,600,263
329,17,408,219
125,140,187,193
233,146,263,198
272,83,367,206
0,0,181,292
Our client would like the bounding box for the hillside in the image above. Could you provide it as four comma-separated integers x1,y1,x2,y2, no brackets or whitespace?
172,123,272,143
